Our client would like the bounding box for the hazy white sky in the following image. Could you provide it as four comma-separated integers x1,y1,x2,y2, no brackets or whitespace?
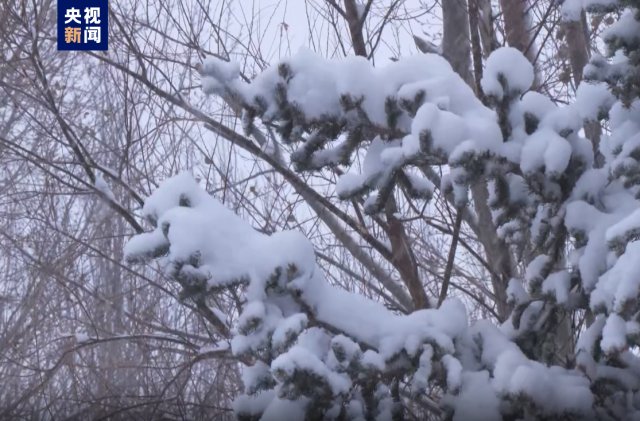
219,0,442,67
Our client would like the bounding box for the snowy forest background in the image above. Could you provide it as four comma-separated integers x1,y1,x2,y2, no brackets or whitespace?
2,0,640,419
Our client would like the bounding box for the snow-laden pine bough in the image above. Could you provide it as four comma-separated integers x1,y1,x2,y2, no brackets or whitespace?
125,0,640,419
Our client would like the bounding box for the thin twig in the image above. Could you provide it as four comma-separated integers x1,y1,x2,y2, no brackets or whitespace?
438,208,463,306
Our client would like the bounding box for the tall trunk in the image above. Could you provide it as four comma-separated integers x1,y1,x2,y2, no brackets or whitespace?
499,0,540,88
496,1,579,362
442,0,473,85
563,12,603,166
343,0,367,57
442,0,514,320
342,0,429,309
469,0,486,96
499,0,536,63
476,0,497,58
563,12,601,335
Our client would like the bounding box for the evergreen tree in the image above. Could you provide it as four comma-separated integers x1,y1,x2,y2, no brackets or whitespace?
126,0,640,418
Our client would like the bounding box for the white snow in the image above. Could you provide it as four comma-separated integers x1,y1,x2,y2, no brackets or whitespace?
260,397,309,421
603,10,640,46
272,313,308,350
271,346,351,396
442,355,462,392
201,56,241,95
520,128,572,176
561,0,618,21
405,173,435,197
130,173,317,292
506,278,529,305
241,361,272,393
335,172,366,198
592,241,640,314
239,49,458,125
519,91,555,121
132,25,640,415
361,350,385,371
541,270,571,304
493,348,593,415
410,345,433,394
605,207,640,245
123,229,168,262
575,82,615,121
481,47,534,99
448,371,500,421
601,313,627,354
233,390,277,418
525,254,551,285
94,174,115,201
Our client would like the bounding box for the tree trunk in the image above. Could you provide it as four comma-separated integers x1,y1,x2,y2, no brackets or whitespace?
499,0,540,89
342,0,428,309
442,0,473,85
442,0,514,320
563,12,603,166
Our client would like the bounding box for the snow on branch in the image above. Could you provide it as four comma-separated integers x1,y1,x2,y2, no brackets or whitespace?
126,173,599,419
122,0,640,417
